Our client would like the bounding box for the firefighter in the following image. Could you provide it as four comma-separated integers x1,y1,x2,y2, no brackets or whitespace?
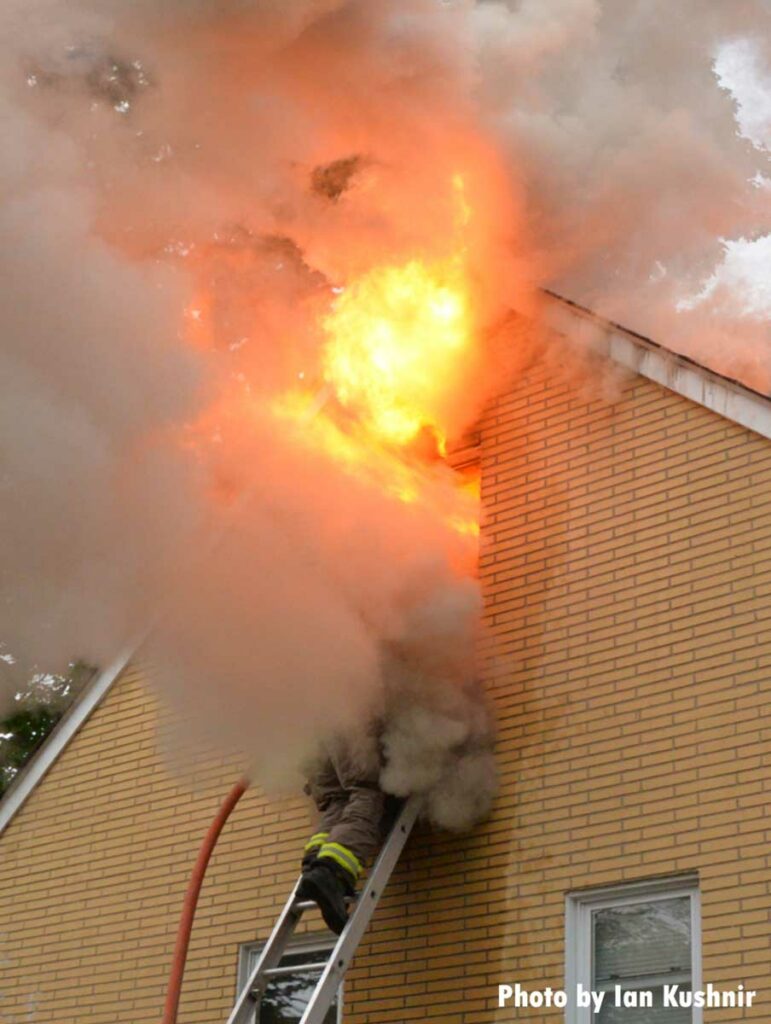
298,727,386,934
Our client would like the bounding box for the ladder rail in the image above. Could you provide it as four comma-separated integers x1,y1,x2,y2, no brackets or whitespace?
299,796,420,1024
225,795,420,1024
227,877,306,1024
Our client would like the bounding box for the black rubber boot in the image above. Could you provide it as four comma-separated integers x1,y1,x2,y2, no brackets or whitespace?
297,859,355,935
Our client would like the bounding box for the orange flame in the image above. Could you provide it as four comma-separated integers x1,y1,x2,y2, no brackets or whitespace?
182,177,481,539
320,257,472,453
274,249,479,538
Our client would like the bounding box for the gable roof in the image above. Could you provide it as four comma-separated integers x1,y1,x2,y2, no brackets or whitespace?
543,291,771,442
2,291,770,837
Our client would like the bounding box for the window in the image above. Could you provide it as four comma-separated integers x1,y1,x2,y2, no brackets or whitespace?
237,935,342,1024
566,876,701,1024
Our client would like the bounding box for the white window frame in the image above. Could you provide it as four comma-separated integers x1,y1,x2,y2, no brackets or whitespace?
237,932,343,1023
565,875,701,1024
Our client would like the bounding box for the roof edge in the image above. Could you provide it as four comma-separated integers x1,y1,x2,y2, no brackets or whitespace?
0,647,133,837
542,290,771,442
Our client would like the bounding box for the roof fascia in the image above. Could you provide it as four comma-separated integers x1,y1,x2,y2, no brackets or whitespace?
542,291,771,442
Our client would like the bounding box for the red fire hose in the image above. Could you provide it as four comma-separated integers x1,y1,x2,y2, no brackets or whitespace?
161,777,250,1024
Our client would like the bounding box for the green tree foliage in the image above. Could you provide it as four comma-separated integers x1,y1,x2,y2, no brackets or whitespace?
0,662,95,799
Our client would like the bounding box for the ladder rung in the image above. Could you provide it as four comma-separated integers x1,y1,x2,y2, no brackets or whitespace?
292,895,358,913
226,797,420,1024
262,961,328,979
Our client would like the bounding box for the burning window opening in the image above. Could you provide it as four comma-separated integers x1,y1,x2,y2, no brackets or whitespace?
179,170,484,541
153,166,493,830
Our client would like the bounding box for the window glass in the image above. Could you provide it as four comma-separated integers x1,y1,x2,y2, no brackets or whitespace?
593,896,692,1024
596,986,692,1024
594,897,691,979
243,945,339,1024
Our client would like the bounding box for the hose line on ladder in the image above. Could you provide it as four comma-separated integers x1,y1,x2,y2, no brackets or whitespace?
161,777,250,1024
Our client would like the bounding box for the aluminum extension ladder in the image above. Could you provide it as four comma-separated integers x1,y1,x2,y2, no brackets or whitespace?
226,796,420,1024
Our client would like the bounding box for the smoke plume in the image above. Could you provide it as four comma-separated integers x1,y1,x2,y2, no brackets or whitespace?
1,0,768,827
475,0,770,384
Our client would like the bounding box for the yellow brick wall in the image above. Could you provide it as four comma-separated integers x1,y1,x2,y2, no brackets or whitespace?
2,355,771,1023
0,668,326,1023
469,359,771,1024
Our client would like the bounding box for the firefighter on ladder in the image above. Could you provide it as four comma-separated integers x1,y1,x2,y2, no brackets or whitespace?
298,727,386,934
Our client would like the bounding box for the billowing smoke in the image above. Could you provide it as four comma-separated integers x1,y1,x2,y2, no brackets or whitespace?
1,0,768,828
475,0,770,384
378,579,498,830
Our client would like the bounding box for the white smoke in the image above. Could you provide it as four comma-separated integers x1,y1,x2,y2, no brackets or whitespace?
484,0,769,384
1,0,768,830
376,569,497,829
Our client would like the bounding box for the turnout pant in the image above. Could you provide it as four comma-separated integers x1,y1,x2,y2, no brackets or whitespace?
304,732,385,882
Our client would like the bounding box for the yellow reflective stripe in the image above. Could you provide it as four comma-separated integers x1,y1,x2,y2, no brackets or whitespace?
318,841,362,878
322,842,362,875
318,848,359,881
304,831,329,852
